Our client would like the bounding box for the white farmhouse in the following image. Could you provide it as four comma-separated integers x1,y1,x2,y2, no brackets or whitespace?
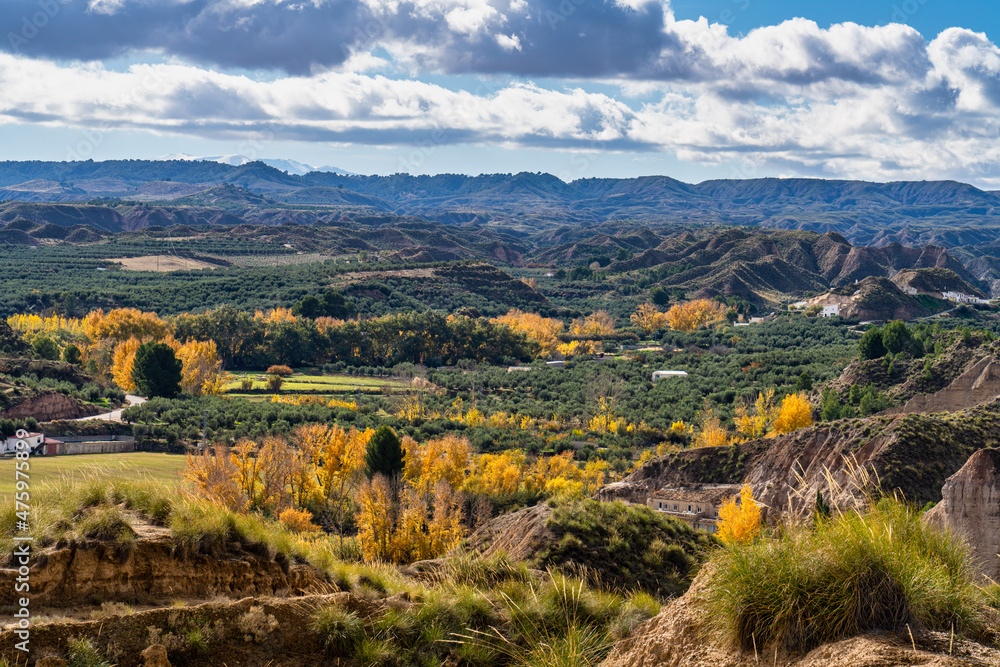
652,370,688,381
0,432,44,455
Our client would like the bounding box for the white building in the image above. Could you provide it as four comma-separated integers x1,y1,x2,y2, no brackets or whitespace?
0,432,44,455
652,370,688,381
821,304,840,317
943,291,990,305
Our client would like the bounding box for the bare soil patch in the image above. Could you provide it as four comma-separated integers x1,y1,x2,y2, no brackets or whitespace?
110,255,224,272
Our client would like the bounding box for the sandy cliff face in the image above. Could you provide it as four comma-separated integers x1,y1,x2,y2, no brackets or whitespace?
924,449,1000,582
0,525,324,606
887,357,1000,416
0,391,100,421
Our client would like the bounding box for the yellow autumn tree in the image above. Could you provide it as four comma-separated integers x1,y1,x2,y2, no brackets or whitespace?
570,310,616,337
693,408,729,448
404,434,472,497
630,302,668,335
464,450,528,497
254,307,297,324
733,388,778,440
557,339,601,357
428,480,467,555
175,339,225,396
393,486,431,562
526,452,609,499
226,436,294,512
83,307,171,343
493,309,563,358
356,476,467,564
184,444,247,512
666,299,728,332
716,484,762,544
7,313,86,345
772,392,814,435
295,423,371,542
110,337,141,392
355,474,396,562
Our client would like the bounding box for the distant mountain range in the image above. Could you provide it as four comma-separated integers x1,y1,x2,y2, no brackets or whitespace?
0,160,997,243
3,159,1000,298
154,154,353,176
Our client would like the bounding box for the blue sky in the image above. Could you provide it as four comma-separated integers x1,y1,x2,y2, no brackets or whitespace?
1,0,999,186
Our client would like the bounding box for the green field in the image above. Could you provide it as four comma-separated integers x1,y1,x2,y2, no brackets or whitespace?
0,453,188,500
224,372,410,393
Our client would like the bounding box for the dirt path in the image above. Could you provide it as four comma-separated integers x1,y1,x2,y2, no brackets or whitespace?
75,394,147,422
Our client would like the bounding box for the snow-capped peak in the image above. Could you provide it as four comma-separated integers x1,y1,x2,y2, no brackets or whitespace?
154,154,352,176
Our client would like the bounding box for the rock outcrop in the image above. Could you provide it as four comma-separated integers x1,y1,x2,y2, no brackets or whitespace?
0,391,100,421
465,503,554,561
890,357,1000,415
0,525,325,606
924,449,1000,582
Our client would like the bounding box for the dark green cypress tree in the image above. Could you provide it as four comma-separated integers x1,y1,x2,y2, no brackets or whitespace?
365,425,404,479
132,342,183,398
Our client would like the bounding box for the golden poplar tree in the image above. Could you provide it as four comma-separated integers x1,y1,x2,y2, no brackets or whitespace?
111,337,142,392
355,474,396,562
493,309,564,358
630,302,668,334
734,388,778,439
428,480,466,555
716,484,762,544
184,444,247,512
666,299,728,332
405,434,472,496
570,310,616,337
693,408,729,448
175,339,225,396
772,392,814,435
464,450,528,497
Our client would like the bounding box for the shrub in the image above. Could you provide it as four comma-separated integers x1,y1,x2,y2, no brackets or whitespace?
67,637,113,667
701,497,986,653
236,606,279,643
278,507,322,533
311,605,365,655
266,374,284,392
267,365,294,377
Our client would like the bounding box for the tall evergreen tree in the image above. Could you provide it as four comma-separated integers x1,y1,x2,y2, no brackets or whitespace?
132,342,183,398
365,425,404,479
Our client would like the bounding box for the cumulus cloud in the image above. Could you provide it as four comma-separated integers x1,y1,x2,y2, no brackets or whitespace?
0,55,640,150
2,0,1000,184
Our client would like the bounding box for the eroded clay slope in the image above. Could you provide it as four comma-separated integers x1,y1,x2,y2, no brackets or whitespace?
0,525,325,606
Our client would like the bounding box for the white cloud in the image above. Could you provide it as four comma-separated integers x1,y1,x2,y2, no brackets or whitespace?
495,33,521,52
1,1,1000,184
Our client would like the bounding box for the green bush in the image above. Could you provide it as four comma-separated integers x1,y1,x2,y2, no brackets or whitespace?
701,497,987,653
67,637,113,667
312,605,365,655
